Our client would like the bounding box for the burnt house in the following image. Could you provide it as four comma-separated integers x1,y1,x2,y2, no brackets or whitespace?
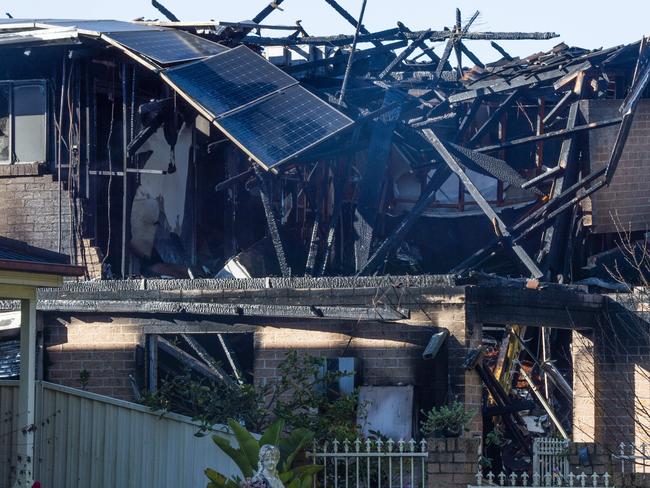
0,1,649,474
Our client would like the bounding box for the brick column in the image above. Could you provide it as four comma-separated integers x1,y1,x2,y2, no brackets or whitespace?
428,437,480,488
463,303,483,437
572,330,596,442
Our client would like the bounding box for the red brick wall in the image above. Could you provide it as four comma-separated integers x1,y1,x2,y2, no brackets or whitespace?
44,314,139,400
581,99,650,234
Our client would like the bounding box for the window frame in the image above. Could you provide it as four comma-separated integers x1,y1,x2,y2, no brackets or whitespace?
0,79,48,165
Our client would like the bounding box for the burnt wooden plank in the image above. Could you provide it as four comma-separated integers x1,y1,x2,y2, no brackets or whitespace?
358,165,452,276
422,129,543,278
475,117,622,153
537,101,581,279
378,29,431,79
467,89,520,146
254,165,291,277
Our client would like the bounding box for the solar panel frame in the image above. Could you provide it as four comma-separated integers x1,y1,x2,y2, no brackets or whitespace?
164,45,298,117
104,29,228,65
217,85,354,170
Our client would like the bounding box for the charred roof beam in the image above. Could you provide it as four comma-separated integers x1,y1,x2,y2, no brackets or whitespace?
467,89,520,147
422,129,543,278
245,28,558,47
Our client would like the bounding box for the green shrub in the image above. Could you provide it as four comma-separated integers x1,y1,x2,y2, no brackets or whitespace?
420,400,473,437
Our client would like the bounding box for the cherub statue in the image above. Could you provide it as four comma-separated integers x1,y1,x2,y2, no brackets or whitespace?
241,444,285,488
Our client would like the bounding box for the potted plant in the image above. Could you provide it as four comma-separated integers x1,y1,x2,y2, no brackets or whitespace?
420,400,474,438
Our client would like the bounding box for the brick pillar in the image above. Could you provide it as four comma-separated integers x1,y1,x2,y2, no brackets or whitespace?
572,330,596,442
428,437,480,488
464,304,483,437
634,362,650,461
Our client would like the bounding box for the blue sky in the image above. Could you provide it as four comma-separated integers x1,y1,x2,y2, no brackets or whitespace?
7,0,649,63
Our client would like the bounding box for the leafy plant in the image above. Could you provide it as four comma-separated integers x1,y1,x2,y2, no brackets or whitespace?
485,428,504,447
420,400,474,437
205,418,322,488
142,351,365,440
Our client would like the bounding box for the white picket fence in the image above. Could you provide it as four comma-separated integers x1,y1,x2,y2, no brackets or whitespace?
308,438,428,488
614,442,650,473
0,380,241,488
469,470,613,487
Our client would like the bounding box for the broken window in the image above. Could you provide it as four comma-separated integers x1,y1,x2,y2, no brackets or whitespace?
0,81,47,164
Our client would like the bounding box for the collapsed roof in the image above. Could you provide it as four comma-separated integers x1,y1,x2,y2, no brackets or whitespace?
0,3,647,283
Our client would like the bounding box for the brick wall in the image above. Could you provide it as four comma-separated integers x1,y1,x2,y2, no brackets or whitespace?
254,300,483,437
44,314,139,400
254,320,435,386
427,437,480,488
0,172,71,255
572,298,650,447
581,99,650,234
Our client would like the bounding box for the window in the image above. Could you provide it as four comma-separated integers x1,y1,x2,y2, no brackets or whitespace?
0,81,47,164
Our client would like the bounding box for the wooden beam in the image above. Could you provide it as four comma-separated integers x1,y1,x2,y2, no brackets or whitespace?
448,61,591,103
158,336,224,382
254,165,291,277
181,333,232,383
0,284,36,300
378,29,431,79
217,334,243,384
475,117,622,153
422,129,543,278
490,41,513,61
467,89,520,146
537,101,581,278
146,334,158,393
467,286,602,329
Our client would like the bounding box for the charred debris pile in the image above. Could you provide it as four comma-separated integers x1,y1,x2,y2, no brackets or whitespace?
1,1,649,284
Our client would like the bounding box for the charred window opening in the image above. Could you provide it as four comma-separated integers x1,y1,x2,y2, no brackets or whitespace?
143,332,254,393
0,80,47,164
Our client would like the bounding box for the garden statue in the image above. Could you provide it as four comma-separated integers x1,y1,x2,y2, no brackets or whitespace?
242,444,285,488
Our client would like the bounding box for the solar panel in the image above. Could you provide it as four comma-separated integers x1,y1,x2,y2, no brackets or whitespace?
105,29,228,65
165,45,297,117
218,85,354,169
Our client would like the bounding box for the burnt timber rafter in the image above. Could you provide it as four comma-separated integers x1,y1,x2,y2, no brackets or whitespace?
378,29,431,80
467,89,521,146
448,61,591,103
452,168,608,275
537,101,581,278
323,0,381,46
422,129,543,278
254,165,292,278
475,117,622,153
245,29,558,47
358,165,452,276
